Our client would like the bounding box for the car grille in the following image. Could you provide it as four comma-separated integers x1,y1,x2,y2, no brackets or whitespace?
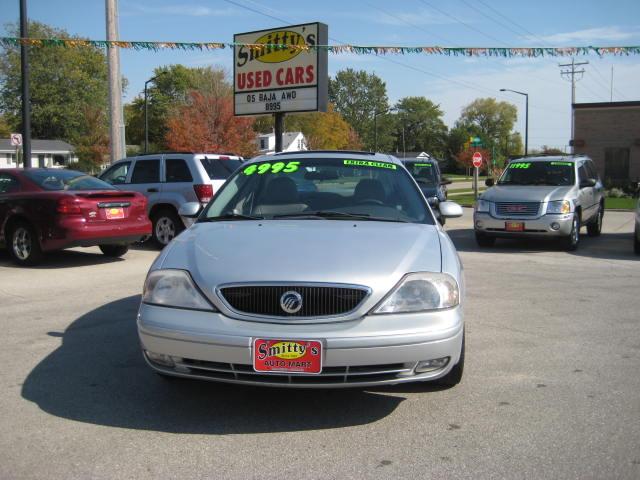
219,285,369,317
175,359,414,385
495,202,540,217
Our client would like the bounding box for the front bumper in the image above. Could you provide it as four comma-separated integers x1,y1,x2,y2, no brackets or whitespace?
473,211,573,237
137,303,464,388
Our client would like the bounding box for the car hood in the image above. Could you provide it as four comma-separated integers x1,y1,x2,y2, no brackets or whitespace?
482,185,575,203
160,220,442,298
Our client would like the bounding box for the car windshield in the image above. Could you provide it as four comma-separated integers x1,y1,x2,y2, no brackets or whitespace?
24,170,116,191
498,161,575,186
201,157,434,224
404,161,438,186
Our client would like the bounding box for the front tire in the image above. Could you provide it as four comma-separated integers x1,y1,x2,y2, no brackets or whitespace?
475,231,495,247
587,204,603,237
99,244,129,257
437,332,464,387
561,213,580,251
8,221,44,266
151,208,183,248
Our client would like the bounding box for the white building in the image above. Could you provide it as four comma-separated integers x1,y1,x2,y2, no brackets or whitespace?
0,139,78,168
256,132,307,155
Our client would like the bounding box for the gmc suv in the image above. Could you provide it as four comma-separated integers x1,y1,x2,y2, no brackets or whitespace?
100,153,243,246
474,155,604,251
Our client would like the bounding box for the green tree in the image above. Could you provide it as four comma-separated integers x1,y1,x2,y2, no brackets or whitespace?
72,106,109,173
457,98,518,152
393,97,448,157
329,68,392,151
0,114,10,137
0,22,111,141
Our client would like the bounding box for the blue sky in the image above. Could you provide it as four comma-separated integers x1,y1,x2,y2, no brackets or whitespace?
2,0,640,150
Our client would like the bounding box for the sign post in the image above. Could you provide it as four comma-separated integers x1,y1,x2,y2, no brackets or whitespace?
10,133,23,167
233,23,328,152
472,151,482,201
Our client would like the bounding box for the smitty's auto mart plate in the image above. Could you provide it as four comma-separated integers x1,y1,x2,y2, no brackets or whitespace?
253,339,322,374
105,207,125,220
505,221,525,232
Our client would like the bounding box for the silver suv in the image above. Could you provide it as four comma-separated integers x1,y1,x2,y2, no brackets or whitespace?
100,153,243,246
474,155,604,250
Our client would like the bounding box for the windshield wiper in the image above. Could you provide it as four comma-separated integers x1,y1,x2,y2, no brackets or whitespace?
200,213,263,222
273,211,409,223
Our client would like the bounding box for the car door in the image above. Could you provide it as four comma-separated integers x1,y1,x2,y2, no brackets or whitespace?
127,158,162,211
0,173,22,241
586,160,604,209
577,161,596,222
164,156,196,206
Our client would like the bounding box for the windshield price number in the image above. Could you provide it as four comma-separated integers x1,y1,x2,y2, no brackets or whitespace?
243,161,300,176
509,162,531,169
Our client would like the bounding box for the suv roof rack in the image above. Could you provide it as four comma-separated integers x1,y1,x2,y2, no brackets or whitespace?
273,150,377,156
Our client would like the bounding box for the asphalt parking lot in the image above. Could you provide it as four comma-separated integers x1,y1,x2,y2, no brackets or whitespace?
1,209,638,479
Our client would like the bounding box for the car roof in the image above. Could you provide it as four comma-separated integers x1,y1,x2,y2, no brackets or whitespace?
509,155,586,163
110,153,242,163
402,158,438,163
247,150,402,165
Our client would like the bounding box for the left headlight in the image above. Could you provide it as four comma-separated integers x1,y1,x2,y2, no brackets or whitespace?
475,199,490,213
373,272,460,314
143,269,216,311
547,200,572,214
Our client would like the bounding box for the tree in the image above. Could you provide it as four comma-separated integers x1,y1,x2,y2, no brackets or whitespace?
72,106,109,173
125,65,231,150
456,147,491,173
0,115,10,137
329,68,392,151
0,22,111,141
165,92,256,157
393,97,448,157
458,98,518,152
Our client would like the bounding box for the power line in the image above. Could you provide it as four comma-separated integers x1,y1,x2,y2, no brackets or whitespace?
458,0,529,40
474,0,550,45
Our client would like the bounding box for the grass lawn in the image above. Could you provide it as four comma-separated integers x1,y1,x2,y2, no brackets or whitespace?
446,176,488,183
447,194,476,207
605,197,637,210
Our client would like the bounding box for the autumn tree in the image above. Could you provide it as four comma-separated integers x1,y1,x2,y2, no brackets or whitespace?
456,147,491,173
165,92,256,157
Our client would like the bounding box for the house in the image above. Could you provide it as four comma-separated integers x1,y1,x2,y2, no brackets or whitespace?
572,101,640,185
0,139,78,168
256,132,307,155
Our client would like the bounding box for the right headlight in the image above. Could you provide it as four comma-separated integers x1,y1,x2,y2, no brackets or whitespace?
143,269,215,311
475,199,491,213
546,200,572,214
373,272,459,314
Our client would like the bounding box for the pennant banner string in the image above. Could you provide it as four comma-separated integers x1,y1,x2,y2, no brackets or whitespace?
2,37,640,57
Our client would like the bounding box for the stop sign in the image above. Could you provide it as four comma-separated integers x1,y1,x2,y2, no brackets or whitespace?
472,152,482,168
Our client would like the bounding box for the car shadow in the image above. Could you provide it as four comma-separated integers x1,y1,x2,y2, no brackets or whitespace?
21,295,404,434
0,248,125,269
446,228,640,261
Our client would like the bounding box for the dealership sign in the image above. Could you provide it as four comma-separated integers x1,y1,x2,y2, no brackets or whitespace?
234,22,328,116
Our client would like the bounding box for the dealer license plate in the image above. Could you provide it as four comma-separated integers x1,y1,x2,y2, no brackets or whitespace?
253,339,322,374
105,207,125,220
505,221,525,232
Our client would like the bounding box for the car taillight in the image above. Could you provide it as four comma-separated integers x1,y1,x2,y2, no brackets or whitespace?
57,197,82,215
193,184,213,203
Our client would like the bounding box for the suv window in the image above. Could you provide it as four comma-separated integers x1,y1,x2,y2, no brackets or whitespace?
0,173,20,193
585,160,599,180
201,158,242,180
499,161,575,186
101,161,131,185
166,159,193,182
578,163,589,183
130,159,160,184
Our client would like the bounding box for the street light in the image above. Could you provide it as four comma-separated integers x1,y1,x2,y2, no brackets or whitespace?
500,88,529,155
144,71,168,154
373,107,397,153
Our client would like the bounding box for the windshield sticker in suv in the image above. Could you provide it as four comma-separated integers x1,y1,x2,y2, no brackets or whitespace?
509,162,531,169
243,161,300,176
413,163,432,167
550,162,573,166
343,160,397,170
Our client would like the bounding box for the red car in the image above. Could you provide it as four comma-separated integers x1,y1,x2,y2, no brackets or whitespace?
0,168,151,265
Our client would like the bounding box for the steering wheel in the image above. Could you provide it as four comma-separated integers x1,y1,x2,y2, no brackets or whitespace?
356,199,385,206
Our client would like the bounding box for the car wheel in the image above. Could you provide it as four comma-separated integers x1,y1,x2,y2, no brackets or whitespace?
587,205,603,237
562,213,580,251
437,331,464,387
152,208,183,248
99,244,129,257
8,221,44,266
475,231,495,247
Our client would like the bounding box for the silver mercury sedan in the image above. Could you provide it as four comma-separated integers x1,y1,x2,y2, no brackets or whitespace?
137,151,465,388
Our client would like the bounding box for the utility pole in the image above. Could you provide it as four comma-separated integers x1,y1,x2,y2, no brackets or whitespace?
559,58,588,153
19,0,31,168
105,0,125,163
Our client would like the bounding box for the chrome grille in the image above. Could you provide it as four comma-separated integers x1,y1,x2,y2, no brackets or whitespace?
176,359,413,385
219,285,368,317
495,202,540,217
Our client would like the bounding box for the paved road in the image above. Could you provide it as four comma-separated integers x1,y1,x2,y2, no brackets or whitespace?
1,210,638,479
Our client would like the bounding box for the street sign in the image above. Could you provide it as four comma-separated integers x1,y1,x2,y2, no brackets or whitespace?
233,22,329,116
10,133,22,146
472,152,482,168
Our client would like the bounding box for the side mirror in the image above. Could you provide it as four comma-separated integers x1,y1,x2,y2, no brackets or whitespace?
580,178,597,189
439,201,464,219
440,177,452,186
485,178,495,187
